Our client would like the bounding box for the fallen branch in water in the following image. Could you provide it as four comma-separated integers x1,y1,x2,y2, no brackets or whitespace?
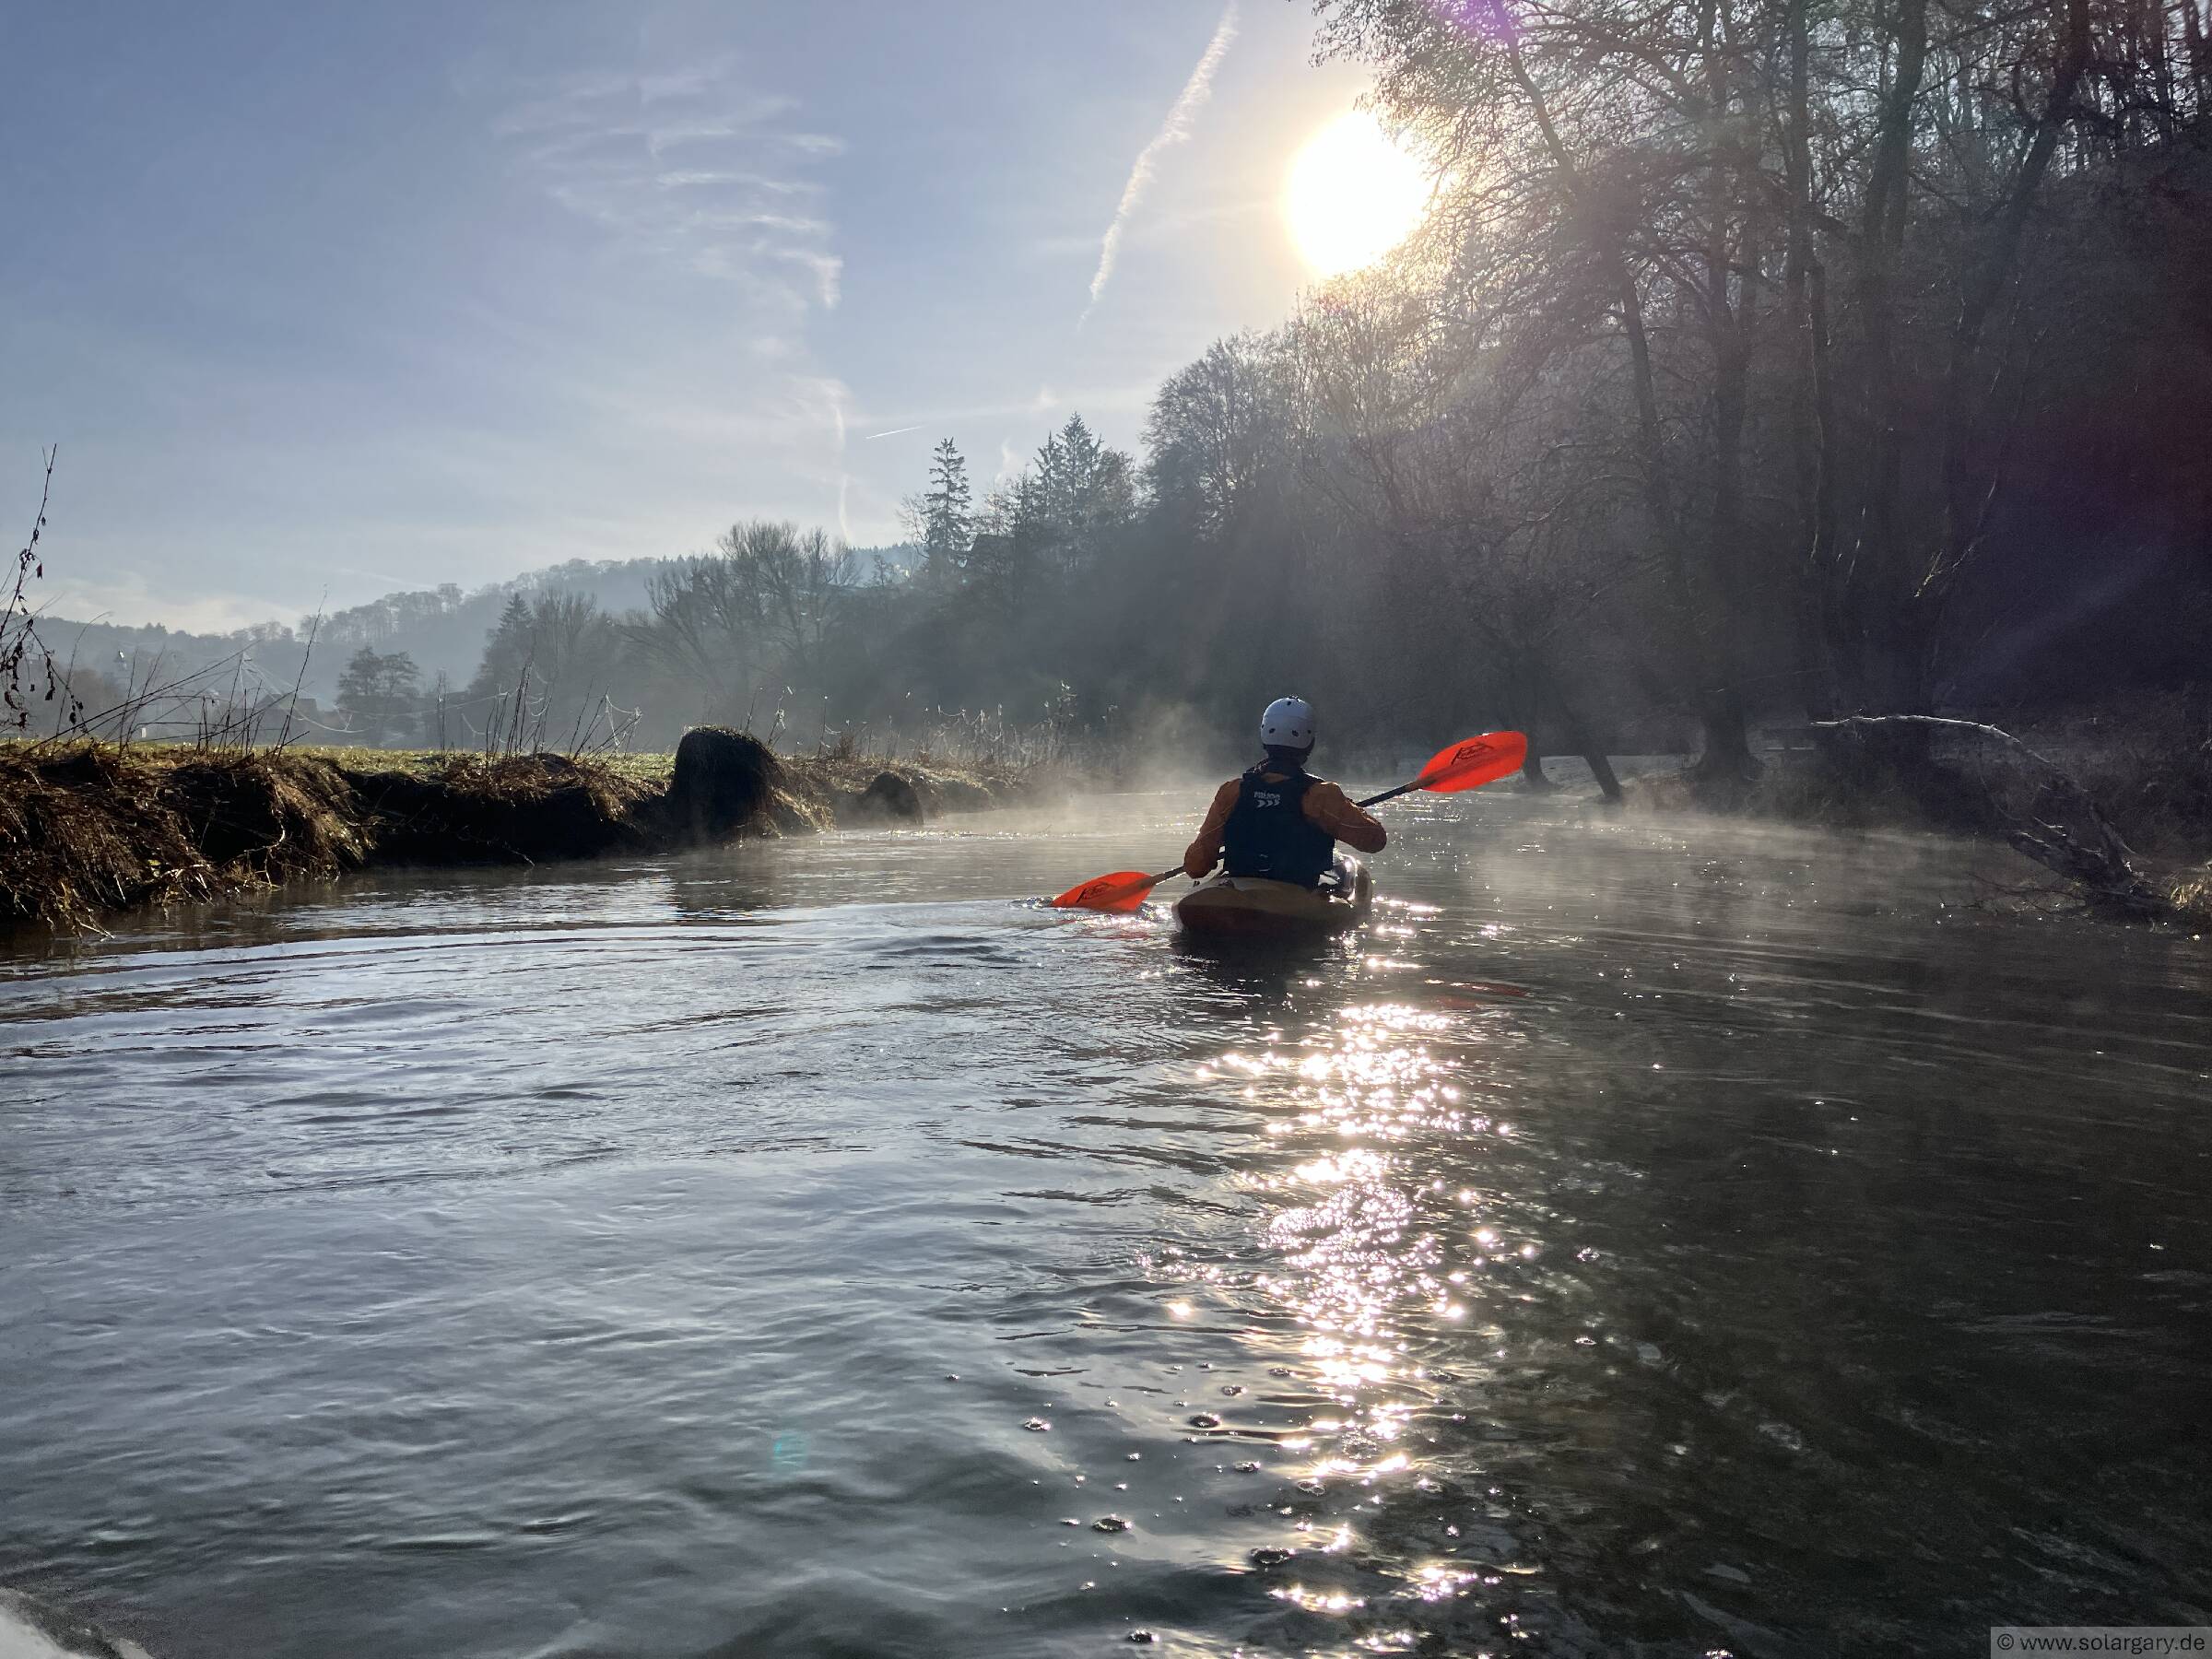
1812,714,2178,921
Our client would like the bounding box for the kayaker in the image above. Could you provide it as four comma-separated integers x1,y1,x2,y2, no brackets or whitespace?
1182,697,1386,888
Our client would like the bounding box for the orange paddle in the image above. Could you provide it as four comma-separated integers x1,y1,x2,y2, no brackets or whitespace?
1051,866,1183,914
1050,731,1528,913
1356,731,1529,808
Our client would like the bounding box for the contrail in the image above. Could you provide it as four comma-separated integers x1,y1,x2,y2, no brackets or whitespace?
1082,1,1239,325
863,424,924,441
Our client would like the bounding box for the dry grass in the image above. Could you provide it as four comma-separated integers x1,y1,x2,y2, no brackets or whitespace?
0,742,662,929
288,746,678,791
3,735,1049,931
784,751,1040,819
347,751,663,866
2172,865,2212,928
0,744,368,928
2018,692,2212,859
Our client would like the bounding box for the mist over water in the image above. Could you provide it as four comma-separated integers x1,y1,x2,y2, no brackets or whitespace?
3,792,2207,1656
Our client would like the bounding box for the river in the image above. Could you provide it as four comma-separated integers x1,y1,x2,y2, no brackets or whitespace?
3,789,2207,1657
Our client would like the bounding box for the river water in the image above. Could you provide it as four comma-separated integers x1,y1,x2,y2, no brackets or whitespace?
3,790,2207,1658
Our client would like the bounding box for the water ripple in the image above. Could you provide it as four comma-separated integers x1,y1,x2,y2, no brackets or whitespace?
2,799,2207,1654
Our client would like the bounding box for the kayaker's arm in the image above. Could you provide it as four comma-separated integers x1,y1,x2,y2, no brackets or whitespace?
1182,781,1241,877
1304,782,1388,853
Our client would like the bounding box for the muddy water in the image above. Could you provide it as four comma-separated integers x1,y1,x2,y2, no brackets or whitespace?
2,791,2207,1657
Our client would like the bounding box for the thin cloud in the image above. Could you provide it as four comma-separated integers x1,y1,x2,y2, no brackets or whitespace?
862,382,1161,431
1081,1,1240,326
490,62,841,314
1034,195,1269,261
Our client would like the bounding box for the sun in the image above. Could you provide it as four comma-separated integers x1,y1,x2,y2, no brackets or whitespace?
1283,110,1430,278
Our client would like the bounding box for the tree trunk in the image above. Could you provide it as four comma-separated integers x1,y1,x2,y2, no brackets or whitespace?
1690,0,1761,786
1559,708,1624,802
1698,308,1763,782
1783,0,1841,721
1848,0,1932,712
1583,747,1624,802
1503,38,1746,771
1618,268,1752,773
1538,665,1625,802
1930,0,2093,619
2186,0,2207,111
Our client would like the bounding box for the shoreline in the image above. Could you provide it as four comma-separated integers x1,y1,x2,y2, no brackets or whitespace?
9,727,2203,937
1,728,1060,935
1621,731,2212,930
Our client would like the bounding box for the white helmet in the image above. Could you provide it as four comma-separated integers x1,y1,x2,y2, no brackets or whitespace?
1259,695,1316,752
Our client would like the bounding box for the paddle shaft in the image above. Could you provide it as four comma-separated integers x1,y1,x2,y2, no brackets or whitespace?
1356,781,1418,809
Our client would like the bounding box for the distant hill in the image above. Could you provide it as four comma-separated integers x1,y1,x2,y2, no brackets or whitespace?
35,545,921,719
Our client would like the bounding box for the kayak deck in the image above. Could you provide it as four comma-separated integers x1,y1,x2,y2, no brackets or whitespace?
1173,860,1373,940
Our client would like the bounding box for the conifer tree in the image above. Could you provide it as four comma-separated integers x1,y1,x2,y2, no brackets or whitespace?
920,438,973,586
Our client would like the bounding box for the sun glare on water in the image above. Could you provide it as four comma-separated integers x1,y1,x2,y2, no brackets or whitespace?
1283,110,1430,278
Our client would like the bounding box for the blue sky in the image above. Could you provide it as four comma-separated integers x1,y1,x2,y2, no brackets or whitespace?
2,1,1373,629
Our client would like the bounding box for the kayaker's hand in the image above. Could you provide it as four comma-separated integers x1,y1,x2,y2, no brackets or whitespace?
1182,852,1217,880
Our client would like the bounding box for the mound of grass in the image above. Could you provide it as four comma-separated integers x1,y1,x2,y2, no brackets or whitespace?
0,744,368,928
2,733,1052,931
0,743,662,929
288,745,678,792
349,751,662,865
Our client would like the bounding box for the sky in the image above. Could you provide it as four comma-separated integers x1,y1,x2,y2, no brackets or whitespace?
2,1,1379,631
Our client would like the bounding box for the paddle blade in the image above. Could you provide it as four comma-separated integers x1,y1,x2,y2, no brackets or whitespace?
1415,731,1528,793
1052,869,1165,913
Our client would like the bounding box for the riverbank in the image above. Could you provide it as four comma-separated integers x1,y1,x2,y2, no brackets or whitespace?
0,729,1053,932
1628,707,2212,928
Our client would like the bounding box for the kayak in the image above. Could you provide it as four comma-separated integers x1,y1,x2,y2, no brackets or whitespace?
1174,860,1373,942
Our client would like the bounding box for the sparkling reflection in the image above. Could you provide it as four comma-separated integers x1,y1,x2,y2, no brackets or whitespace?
1171,978,1549,1644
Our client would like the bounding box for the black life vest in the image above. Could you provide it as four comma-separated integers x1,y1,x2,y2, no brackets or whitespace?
1222,765,1336,888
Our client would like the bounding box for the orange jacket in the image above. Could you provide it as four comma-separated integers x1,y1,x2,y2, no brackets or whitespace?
1182,770,1387,879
